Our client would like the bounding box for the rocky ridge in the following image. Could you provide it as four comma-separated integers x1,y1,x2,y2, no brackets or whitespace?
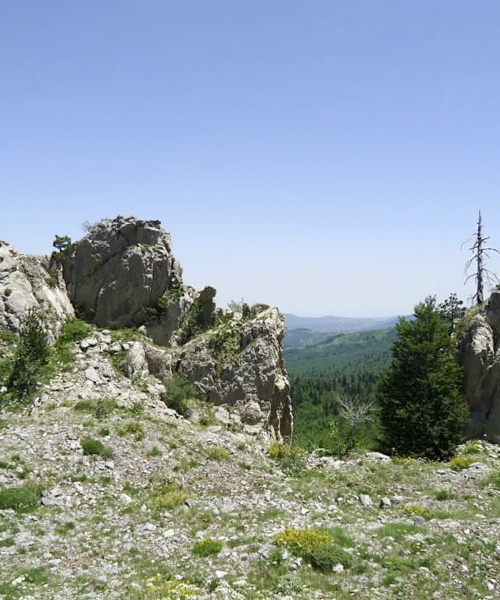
0,216,292,440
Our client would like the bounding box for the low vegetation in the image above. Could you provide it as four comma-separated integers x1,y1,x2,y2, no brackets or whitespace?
160,375,198,417
80,437,113,457
0,486,40,513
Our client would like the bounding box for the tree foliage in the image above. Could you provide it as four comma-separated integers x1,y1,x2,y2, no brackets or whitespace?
379,296,468,459
7,309,49,400
438,293,466,332
52,235,72,254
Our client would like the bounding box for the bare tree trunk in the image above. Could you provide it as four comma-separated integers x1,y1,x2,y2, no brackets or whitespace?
477,213,484,304
464,211,499,305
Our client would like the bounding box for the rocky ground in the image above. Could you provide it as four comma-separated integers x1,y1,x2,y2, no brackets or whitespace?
1,333,500,599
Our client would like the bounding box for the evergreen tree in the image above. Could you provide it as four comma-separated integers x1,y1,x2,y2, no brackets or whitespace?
438,293,466,332
8,309,49,400
379,296,468,459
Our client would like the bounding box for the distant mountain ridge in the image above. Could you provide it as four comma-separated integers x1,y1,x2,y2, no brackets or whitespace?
283,313,407,348
284,313,403,333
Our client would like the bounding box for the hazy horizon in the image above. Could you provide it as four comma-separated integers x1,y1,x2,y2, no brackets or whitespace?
2,2,500,317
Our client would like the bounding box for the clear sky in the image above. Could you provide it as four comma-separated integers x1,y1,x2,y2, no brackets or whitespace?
1,1,500,317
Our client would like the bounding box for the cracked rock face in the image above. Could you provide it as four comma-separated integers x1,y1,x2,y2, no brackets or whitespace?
461,291,500,443
0,241,74,336
61,216,183,329
174,307,293,441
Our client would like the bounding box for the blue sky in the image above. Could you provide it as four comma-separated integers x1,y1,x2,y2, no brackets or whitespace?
1,1,499,316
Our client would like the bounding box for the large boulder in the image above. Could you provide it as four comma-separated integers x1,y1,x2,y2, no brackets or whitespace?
461,291,500,443
0,241,74,336
173,306,293,440
60,216,182,329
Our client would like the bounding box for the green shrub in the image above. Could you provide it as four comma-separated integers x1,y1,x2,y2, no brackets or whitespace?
275,528,331,554
460,440,481,455
161,375,198,417
110,351,132,377
80,438,112,457
274,528,353,572
402,504,434,520
275,573,303,595
151,491,187,513
74,397,116,419
117,421,144,440
434,489,455,501
8,309,49,400
192,537,223,557
267,442,306,475
309,543,353,572
23,566,49,584
449,456,475,471
206,447,229,461
148,446,162,457
179,297,206,344
57,319,92,344
0,486,40,513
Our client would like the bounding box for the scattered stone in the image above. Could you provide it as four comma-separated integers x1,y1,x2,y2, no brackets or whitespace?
365,452,391,463
359,494,373,507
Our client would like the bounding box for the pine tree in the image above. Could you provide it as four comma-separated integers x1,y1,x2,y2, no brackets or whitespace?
438,293,466,332
8,309,49,400
379,296,468,459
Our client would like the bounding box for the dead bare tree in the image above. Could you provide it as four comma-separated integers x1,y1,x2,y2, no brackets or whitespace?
464,211,499,305
337,395,374,425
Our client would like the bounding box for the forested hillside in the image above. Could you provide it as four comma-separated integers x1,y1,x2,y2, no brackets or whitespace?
285,328,397,449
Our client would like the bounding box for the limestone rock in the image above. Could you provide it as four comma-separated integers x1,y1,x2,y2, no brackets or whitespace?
174,306,293,440
0,241,74,336
461,292,500,443
60,216,182,329
1,216,293,441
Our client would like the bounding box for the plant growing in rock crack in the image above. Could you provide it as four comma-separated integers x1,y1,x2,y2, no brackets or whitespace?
160,375,198,417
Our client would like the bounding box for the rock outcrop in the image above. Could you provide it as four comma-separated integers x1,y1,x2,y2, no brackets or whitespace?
0,217,292,440
461,291,500,443
174,306,292,440
60,216,183,330
0,241,74,336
